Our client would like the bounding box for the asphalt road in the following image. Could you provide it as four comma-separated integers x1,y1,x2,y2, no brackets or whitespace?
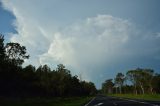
85,95,160,106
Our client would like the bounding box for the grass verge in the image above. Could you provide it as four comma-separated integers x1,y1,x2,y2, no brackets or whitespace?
108,94,160,101
0,96,93,106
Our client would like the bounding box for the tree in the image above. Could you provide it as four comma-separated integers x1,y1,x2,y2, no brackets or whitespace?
143,69,154,94
102,79,114,94
0,35,98,97
115,73,125,94
0,34,5,62
0,35,7,95
5,42,29,66
152,73,160,94
133,68,154,94
137,69,145,94
81,81,97,96
0,34,6,71
56,64,71,96
23,65,36,80
127,68,154,94
126,70,139,94
127,68,145,94
23,64,36,72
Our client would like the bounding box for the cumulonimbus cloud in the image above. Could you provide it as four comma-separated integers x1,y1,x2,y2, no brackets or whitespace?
2,0,160,88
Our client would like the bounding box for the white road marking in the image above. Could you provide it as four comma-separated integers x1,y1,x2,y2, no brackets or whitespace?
113,102,117,106
84,97,96,106
94,102,104,106
121,98,158,106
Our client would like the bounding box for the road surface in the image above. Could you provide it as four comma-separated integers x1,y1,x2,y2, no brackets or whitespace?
85,95,160,106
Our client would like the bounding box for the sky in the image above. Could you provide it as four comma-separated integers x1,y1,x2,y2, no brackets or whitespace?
0,0,160,88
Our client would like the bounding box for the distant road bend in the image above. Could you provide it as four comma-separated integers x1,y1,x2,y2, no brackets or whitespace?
84,95,160,106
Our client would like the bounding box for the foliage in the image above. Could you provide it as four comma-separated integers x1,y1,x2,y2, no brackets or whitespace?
0,97,93,106
102,79,114,94
0,34,5,61
0,35,97,98
5,42,29,66
114,73,125,94
102,68,160,95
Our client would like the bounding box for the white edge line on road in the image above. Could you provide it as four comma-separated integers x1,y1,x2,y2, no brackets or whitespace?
123,99,159,106
84,97,96,106
111,96,159,106
113,102,117,106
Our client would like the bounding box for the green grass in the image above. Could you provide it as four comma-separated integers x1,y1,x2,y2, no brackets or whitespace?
0,97,92,106
108,94,160,101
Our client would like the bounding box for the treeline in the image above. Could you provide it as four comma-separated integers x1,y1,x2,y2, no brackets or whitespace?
102,68,160,95
0,34,97,97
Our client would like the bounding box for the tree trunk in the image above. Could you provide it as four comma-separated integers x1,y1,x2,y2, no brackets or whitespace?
116,87,118,94
150,85,153,94
134,85,137,95
149,77,153,94
119,86,122,94
124,86,126,94
140,83,144,94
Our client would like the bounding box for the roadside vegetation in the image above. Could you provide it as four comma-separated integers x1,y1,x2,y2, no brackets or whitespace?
0,34,96,105
109,94,160,101
0,97,92,106
101,66,160,101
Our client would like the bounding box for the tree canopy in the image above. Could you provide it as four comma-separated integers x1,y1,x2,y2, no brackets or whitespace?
0,35,97,98
102,68,160,94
